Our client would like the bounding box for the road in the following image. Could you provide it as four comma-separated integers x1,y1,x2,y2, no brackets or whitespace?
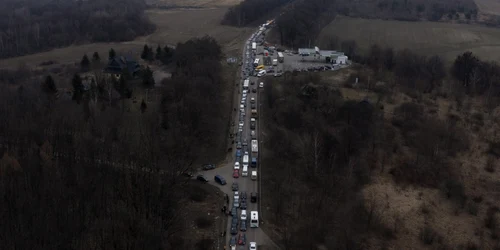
198,23,278,250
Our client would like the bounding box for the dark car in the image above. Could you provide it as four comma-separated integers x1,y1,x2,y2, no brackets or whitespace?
214,175,226,185
231,226,238,235
232,182,239,191
238,233,246,245
196,175,209,182
230,236,237,247
236,149,242,157
251,103,256,109
240,200,247,209
240,220,247,231
252,88,257,93
202,164,216,170
241,192,247,200
236,142,242,149
232,216,238,227
182,171,194,177
231,207,237,216
251,192,258,203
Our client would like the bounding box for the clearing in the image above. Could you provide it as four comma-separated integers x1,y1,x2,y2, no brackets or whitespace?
474,0,500,15
0,7,252,69
318,15,500,63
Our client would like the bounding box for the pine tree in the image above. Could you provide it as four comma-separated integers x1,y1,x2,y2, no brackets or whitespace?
140,99,147,113
109,48,116,59
80,54,90,72
92,52,100,63
72,73,84,104
141,45,150,60
42,75,57,94
155,45,162,60
142,67,155,87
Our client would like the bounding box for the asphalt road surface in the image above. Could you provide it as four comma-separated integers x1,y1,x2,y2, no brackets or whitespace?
198,25,278,250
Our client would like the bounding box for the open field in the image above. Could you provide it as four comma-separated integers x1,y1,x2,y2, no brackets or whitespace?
148,0,242,7
0,7,252,69
474,0,500,15
318,15,500,63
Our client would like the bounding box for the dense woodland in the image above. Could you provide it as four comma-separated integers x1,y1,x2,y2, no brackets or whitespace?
221,0,292,26
0,0,155,58
262,47,500,248
0,37,226,249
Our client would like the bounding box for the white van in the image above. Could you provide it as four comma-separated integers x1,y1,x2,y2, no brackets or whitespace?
251,171,257,180
242,165,248,177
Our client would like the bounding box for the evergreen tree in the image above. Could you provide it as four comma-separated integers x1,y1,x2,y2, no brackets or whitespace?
72,73,84,104
92,52,100,63
142,67,155,87
140,99,147,113
141,45,150,60
155,45,162,60
80,54,90,72
42,75,57,94
148,46,154,61
109,48,116,59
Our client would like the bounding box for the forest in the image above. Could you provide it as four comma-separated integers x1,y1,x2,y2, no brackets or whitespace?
0,37,226,249
0,0,155,58
221,0,293,26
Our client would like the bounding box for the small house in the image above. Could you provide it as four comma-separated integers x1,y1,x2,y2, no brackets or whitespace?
104,56,140,79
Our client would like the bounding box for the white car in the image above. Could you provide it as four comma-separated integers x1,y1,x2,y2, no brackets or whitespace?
240,104,244,110
239,121,244,128
259,82,264,88
234,191,239,202
249,242,257,250
241,210,247,220
257,70,266,77
250,97,255,103
234,162,240,170
244,151,249,155
243,90,248,95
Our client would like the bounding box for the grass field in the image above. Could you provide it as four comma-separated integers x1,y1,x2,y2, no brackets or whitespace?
318,15,500,63
0,7,252,69
474,0,500,15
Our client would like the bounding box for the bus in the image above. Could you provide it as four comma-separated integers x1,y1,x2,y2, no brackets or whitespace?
253,58,260,67
250,211,259,228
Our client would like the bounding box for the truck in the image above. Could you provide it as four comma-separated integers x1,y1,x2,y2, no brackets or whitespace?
243,79,249,89
252,42,257,50
251,140,258,153
251,157,257,168
272,59,278,66
278,52,284,63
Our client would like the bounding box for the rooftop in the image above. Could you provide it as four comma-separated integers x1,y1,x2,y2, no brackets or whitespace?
298,48,317,55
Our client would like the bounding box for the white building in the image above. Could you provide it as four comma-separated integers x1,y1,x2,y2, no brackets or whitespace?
336,55,348,64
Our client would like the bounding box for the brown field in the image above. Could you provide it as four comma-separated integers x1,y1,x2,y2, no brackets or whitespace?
318,15,500,63
148,0,242,7
474,0,500,15
0,7,252,69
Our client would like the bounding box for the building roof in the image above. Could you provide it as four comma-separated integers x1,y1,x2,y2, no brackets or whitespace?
298,48,316,55
319,50,344,57
104,56,140,74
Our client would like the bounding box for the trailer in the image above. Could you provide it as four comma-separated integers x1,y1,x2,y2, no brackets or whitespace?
251,140,258,153
252,42,257,50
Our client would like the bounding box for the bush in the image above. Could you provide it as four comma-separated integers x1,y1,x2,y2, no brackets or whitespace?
195,238,214,250
195,216,213,229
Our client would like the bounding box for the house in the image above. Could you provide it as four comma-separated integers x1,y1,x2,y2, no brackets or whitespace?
104,56,140,79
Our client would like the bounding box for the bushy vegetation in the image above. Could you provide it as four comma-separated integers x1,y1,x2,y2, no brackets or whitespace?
0,0,155,58
0,36,227,249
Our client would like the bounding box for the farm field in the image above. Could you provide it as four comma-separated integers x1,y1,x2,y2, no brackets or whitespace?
318,15,500,63
474,0,500,15
0,7,252,69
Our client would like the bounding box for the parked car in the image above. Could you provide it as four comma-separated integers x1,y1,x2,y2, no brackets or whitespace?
231,207,237,216
251,192,258,203
241,191,247,200
252,88,257,93
230,236,237,246
214,175,226,185
232,182,239,191
196,175,209,182
249,242,257,250
231,226,238,235
234,162,240,170
259,82,264,88
236,149,242,157
233,169,240,178
202,164,215,170
240,200,247,209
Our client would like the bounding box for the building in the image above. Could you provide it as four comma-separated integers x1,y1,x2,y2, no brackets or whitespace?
298,47,347,64
104,56,140,78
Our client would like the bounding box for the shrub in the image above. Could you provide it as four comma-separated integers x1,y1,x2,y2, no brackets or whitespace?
195,238,214,250
195,216,213,229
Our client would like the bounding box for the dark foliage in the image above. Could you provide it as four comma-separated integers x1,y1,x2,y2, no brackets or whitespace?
92,52,101,63
0,0,155,58
80,54,90,72
222,0,293,26
42,75,57,94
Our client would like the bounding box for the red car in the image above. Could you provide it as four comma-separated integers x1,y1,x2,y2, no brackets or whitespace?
233,169,239,178
238,233,246,245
